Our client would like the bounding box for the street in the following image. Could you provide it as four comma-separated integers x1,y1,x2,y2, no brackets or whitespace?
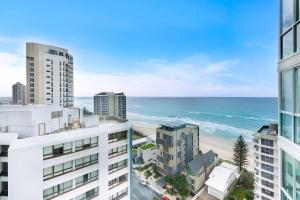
131,175,161,200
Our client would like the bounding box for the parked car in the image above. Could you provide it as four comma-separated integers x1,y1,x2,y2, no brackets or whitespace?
139,178,147,186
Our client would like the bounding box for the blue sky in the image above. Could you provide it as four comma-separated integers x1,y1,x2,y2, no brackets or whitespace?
0,0,278,97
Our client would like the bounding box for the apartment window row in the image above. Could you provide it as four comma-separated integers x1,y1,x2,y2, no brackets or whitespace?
43,137,98,159
261,163,274,173
261,171,274,181
281,68,300,145
75,153,98,170
108,145,127,158
43,180,72,200
262,188,274,197
109,173,128,189
75,137,98,151
281,150,300,199
261,138,274,147
75,170,98,187
108,131,127,143
261,155,274,164
261,147,274,155
261,179,274,189
281,0,300,59
75,187,99,200
43,142,72,159
109,188,128,200
108,159,128,174
43,160,73,180
43,154,98,180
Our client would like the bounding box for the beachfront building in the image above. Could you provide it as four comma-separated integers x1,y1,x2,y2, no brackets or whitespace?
253,124,279,200
12,82,25,105
278,0,300,199
26,42,74,107
0,105,131,200
94,92,126,119
156,122,199,176
183,150,216,195
135,143,156,166
205,162,239,200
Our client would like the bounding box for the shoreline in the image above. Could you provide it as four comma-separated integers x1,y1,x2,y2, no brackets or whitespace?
132,121,254,171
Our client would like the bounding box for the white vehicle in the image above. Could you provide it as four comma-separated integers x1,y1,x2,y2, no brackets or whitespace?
139,178,147,186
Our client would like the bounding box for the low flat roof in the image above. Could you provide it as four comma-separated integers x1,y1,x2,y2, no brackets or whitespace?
205,162,238,193
158,121,198,131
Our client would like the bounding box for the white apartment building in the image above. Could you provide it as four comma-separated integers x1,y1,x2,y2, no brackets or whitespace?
253,124,279,200
26,42,74,107
94,92,126,119
278,1,300,199
0,105,131,200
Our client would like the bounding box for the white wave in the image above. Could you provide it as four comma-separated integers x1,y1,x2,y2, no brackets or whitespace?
127,112,253,142
186,111,276,122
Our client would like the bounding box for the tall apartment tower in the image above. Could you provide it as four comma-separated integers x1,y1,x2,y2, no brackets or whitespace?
0,105,131,200
278,0,300,199
12,82,25,105
156,123,199,176
26,42,74,108
253,124,279,200
94,92,126,119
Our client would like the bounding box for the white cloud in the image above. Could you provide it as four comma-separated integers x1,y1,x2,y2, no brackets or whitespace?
0,36,277,97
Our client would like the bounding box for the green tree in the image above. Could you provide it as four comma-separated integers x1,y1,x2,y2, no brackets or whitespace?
233,135,248,171
173,173,189,199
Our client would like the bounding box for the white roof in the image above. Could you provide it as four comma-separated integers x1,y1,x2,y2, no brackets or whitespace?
205,162,238,193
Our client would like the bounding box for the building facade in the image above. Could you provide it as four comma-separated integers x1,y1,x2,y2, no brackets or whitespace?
0,105,131,200
12,82,25,105
278,0,300,199
183,150,216,195
94,92,126,119
26,42,74,107
156,123,199,176
253,124,279,200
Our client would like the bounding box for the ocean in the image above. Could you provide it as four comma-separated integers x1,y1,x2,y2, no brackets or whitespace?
75,97,278,142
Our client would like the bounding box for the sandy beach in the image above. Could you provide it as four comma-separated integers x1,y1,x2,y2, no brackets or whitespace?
199,133,254,171
132,121,254,171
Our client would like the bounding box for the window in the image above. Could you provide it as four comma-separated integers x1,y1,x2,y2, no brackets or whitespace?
282,30,294,59
43,180,73,200
282,151,294,197
75,137,98,151
261,138,273,147
296,68,300,113
261,155,274,163
281,0,294,32
108,159,128,174
108,145,127,158
75,170,98,187
261,179,274,189
109,173,128,189
261,163,274,172
43,142,73,159
262,188,274,197
295,117,300,144
75,154,98,170
296,160,300,199
75,187,99,200
261,171,274,180
108,131,127,143
261,147,274,155
43,161,73,180
282,70,293,111
281,113,293,140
